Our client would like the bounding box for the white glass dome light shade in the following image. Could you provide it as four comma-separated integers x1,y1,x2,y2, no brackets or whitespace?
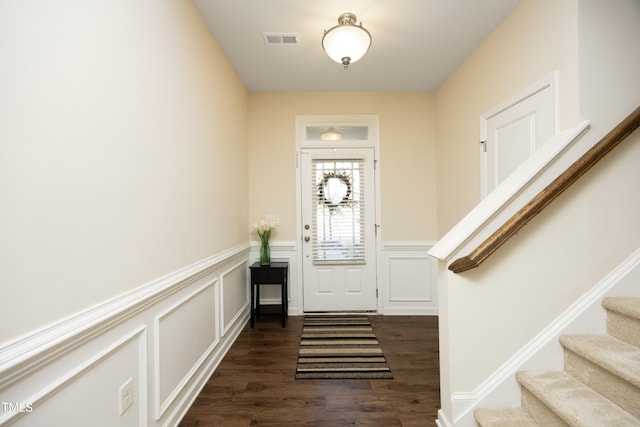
321,128,342,141
322,13,372,68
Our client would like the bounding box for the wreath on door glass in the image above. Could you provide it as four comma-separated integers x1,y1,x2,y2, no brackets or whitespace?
317,172,352,213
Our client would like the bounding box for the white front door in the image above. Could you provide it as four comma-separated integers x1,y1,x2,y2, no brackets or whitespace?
300,148,377,312
481,76,555,197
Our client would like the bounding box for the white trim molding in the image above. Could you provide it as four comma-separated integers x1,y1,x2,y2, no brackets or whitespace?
436,409,454,427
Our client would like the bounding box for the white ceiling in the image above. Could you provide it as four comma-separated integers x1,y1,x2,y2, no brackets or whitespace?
193,0,523,93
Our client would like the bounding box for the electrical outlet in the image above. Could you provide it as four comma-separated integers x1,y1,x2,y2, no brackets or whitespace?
118,377,133,416
265,214,280,226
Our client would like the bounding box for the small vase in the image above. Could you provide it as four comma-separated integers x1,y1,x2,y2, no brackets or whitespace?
260,240,271,266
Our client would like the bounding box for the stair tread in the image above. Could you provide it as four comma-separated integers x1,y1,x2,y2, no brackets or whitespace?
517,371,639,426
560,334,640,386
475,407,539,426
603,297,640,320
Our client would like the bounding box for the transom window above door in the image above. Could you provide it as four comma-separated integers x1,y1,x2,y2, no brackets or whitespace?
296,115,379,149
305,126,368,142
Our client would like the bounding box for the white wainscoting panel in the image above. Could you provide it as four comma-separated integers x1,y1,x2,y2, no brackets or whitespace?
381,241,438,315
4,327,147,427
221,260,249,336
0,244,251,427
155,279,218,419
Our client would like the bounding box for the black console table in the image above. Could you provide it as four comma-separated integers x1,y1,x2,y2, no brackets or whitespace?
249,261,288,327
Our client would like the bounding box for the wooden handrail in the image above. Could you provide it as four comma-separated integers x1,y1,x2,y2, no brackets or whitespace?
449,106,640,273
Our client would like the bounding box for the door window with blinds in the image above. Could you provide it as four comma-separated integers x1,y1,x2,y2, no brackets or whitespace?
311,159,365,264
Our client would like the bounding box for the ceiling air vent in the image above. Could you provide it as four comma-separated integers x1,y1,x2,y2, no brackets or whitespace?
263,33,300,45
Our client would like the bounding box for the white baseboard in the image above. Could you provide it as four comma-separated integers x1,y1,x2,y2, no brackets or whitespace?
382,307,439,316
436,409,454,427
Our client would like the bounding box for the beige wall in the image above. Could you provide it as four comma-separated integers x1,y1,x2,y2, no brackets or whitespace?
248,93,437,242
435,0,640,423
435,0,580,235
0,1,248,343
433,0,580,419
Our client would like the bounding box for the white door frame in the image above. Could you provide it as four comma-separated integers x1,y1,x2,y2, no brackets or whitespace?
295,115,382,313
480,73,558,198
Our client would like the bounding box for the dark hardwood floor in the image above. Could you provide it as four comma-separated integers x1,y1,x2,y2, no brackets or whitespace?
180,315,440,426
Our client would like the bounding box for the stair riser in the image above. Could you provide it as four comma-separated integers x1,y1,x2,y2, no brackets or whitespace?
607,311,640,347
564,350,640,418
474,408,539,426
521,388,568,427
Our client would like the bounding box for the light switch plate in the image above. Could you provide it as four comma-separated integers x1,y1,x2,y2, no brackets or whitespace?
265,214,280,226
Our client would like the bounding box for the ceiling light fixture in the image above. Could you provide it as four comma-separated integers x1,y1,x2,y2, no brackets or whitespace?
322,13,371,69
321,128,342,141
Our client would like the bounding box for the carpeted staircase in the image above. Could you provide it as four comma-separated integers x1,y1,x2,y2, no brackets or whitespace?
474,297,640,426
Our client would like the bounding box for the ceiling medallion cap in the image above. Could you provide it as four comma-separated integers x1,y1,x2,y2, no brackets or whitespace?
337,12,357,25
322,12,372,69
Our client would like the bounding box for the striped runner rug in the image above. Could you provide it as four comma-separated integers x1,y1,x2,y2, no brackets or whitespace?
295,315,393,379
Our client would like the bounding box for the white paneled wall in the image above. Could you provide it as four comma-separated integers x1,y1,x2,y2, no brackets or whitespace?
0,245,250,427
382,242,438,315
255,241,438,316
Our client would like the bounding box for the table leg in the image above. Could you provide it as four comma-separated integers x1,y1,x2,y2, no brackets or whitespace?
250,283,255,328
284,269,289,320
281,280,286,327
256,285,260,320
